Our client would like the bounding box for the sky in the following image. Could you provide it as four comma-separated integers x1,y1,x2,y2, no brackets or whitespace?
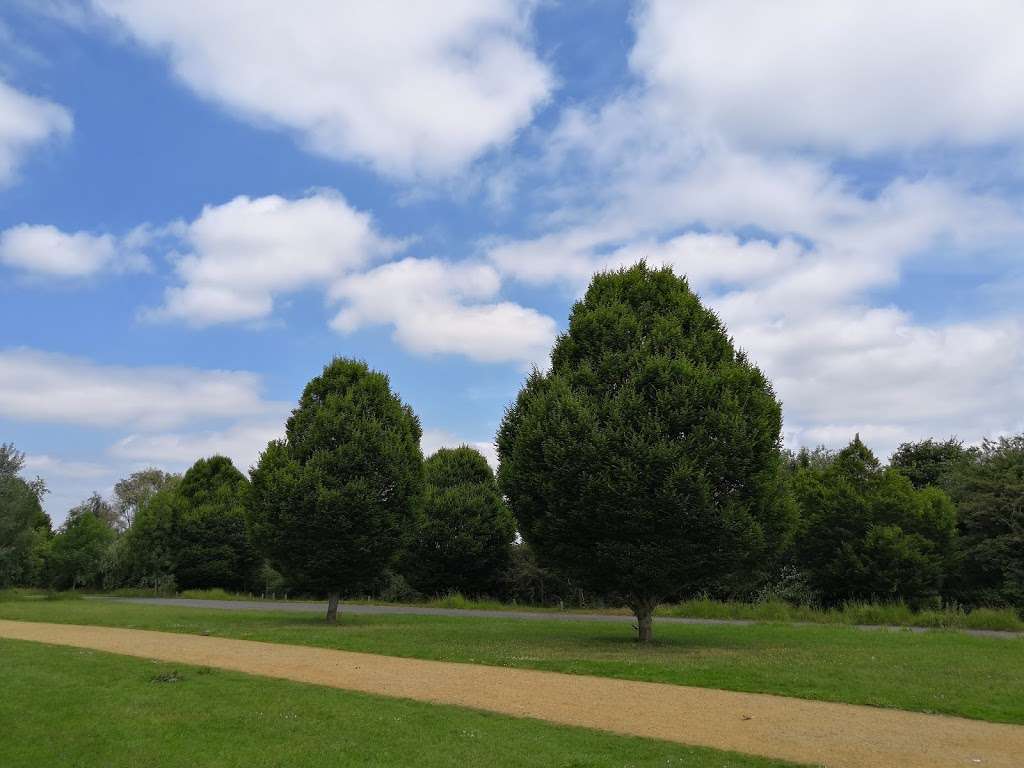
2,1,1023,522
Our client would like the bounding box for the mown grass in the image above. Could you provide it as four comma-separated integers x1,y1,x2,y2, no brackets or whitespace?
0,639,796,768
2,597,1022,724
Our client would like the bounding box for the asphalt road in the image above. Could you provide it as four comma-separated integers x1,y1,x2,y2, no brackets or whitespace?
96,596,1022,638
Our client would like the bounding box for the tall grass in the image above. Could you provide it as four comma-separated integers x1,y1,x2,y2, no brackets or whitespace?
657,597,1023,631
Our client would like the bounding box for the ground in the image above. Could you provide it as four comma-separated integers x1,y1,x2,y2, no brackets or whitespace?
1,597,1021,723
2,597,1023,767
1,639,791,768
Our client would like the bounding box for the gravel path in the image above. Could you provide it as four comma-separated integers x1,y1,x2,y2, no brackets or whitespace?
3,618,1022,768
103,596,1023,639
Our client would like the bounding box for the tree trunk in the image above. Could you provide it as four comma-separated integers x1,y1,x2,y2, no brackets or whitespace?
632,600,655,643
326,591,340,623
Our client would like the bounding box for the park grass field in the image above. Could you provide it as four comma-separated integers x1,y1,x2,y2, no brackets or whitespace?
0,638,798,768
1,597,1021,724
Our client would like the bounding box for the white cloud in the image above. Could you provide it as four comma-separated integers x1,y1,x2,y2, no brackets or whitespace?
0,79,72,186
90,0,552,178
0,223,150,277
0,348,280,430
632,0,1024,153
111,419,285,475
23,454,111,481
421,428,498,471
155,191,399,326
481,2,1024,458
330,257,557,366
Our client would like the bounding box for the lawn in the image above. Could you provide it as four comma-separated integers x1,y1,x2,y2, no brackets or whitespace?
0,639,798,768
2,597,1022,724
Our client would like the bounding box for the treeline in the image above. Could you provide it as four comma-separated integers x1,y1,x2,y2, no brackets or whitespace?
1,264,1022,638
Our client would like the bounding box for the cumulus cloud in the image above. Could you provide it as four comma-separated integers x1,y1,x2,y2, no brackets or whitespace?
89,0,552,178
0,348,281,430
483,1,1024,457
0,79,72,185
154,191,400,326
421,428,498,470
632,0,1024,153
330,257,557,366
0,223,151,277
111,419,285,475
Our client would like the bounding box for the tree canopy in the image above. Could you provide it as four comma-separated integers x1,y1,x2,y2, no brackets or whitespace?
248,358,423,621
890,438,974,491
402,446,516,598
174,456,259,592
498,263,794,640
792,436,957,607
947,436,1024,610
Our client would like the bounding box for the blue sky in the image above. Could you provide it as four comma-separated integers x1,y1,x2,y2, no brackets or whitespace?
2,1,1023,522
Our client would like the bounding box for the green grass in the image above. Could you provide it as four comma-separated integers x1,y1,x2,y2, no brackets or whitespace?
658,597,1024,632
0,639,797,768
2,598,1022,724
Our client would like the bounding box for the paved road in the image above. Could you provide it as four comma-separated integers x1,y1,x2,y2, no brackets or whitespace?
98,596,1023,638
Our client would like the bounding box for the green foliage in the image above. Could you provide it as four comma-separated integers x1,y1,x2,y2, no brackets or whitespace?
403,446,515,597
174,456,259,592
115,458,257,592
890,437,974,490
947,435,1024,610
48,509,116,590
0,475,52,587
792,436,957,607
498,263,794,636
66,492,120,531
247,358,423,601
115,481,183,590
113,468,178,530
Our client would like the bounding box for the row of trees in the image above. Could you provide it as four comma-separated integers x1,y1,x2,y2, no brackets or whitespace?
0,437,518,606
2,264,1022,640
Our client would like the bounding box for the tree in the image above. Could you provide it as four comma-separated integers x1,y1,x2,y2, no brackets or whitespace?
67,492,120,531
116,480,184,592
174,456,259,591
248,358,424,622
113,468,178,531
946,435,1024,610
498,263,794,641
889,438,974,490
0,442,25,479
48,507,115,590
0,475,52,587
402,446,516,597
792,436,957,607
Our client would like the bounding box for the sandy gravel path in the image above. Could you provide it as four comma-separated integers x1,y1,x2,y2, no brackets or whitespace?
3,619,1022,768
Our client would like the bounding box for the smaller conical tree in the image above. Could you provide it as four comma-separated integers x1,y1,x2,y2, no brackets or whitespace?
402,446,516,597
248,358,423,622
174,456,260,592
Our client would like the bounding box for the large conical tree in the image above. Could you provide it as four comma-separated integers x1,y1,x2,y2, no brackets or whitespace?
498,263,793,641
247,358,423,622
